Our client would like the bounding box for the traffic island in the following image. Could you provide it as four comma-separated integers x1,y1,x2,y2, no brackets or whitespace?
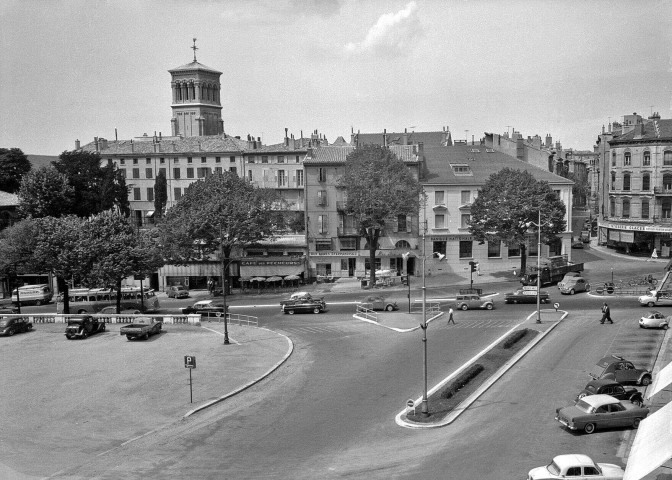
404,328,539,424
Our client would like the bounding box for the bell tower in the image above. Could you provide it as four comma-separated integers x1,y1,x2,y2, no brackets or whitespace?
169,39,224,137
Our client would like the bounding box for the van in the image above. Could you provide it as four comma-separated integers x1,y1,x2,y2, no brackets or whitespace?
11,284,53,306
166,285,189,299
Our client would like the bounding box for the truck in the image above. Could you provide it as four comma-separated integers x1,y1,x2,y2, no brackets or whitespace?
120,316,162,340
521,256,584,287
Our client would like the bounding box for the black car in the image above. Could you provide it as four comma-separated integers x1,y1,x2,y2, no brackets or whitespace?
576,379,644,406
504,289,550,304
181,300,227,318
65,315,106,339
0,316,32,336
283,298,326,314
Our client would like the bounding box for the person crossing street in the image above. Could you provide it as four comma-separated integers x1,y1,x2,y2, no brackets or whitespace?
448,307,455,324
600,302,613,324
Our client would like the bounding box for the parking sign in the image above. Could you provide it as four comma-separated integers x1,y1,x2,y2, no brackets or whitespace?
184,355,196,369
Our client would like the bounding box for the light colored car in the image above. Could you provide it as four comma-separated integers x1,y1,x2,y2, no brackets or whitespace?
638,290,672,307
639,310,670,329
455,294,494,310
361,295,398,311
557,272,581,290
555,394,649,434
527,454,624,479
166,285,189,299
559,277,590,295
98,306,141,315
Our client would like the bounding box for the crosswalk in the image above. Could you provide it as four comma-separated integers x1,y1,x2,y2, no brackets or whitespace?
433,319,522,329
275,323,368,336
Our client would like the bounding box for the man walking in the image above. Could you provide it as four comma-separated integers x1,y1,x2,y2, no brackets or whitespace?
600,302,613,324
448,307,455,324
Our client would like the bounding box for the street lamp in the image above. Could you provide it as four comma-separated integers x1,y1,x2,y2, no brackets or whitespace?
402,251,412,313
527,211,552,324
218,226,230,345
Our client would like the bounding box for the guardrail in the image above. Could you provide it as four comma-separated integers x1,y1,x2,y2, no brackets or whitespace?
9,313,202,325
411,302,441,314
356,304,377,321
592,284,652,296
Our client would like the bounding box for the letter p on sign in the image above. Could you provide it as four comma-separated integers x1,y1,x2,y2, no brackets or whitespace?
185,355,196,369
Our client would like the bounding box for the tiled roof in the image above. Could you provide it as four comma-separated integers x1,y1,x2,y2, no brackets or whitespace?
353,130,449,147
80,135,250,155
422,144,573,186
252,142,309,154
0,191,19,207
168,61,222,75
610,119,672,143
304,145,419,164
27,155,58,169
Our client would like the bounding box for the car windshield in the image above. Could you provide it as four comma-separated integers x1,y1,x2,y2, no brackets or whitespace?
575,399,594,413
547,461,561,475
0,319,8,327
585,385,597,394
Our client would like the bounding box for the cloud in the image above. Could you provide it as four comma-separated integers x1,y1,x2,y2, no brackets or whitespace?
344,1,422,57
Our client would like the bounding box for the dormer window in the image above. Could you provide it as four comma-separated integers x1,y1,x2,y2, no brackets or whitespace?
451,163,472,176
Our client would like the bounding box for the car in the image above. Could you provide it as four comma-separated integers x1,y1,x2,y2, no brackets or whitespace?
638,290,672,307
559,276,590,295
361,295,398,312
527,453,624,479
454,294,494,311
571,241,584,249
557,272,581,290
181,300,227,317
280,292,325,312
555,394,649,434
0,316,32,336
576,379,643,406
282,298,326,315
590,355,652,386
0,302,19,314
504,289,550,304
639,310,670,329
97,306,141,315
65,315,106,339
166,285,189,299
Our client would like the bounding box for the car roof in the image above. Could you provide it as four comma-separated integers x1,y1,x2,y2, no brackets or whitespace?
596,355,625,367
194,300,213,306
586,378,620,388
553,454,595,469
581,394,620,407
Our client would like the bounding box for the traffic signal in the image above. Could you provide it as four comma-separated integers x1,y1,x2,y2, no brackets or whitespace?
469,261,478,272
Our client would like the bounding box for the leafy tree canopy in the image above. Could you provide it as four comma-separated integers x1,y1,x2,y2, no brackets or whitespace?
17,166,76,218
153,169,168,219
469,168,566,273
0,148,31,193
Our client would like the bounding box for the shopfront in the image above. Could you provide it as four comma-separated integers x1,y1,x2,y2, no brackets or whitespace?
308,250,415,280
598,220,669,256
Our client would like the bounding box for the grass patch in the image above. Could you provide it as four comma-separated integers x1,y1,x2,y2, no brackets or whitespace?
406,328,538,423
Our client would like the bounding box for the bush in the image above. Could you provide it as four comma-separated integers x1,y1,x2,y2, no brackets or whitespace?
440,364,484,399
502,329,530,349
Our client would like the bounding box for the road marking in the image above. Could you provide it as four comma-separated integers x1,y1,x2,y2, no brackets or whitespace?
201,325,240,345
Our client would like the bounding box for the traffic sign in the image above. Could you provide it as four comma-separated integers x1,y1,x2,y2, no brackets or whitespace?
554,302,560,310
407,399,415,408
184,355,196,369
522,286,538,291
522,291,538,296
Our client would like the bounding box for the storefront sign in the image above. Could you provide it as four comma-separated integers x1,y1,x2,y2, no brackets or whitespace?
240,259,303,266
609,230,621,241
621,231,635,243
600,221,672,234
430,236,473,241
309,252,357,256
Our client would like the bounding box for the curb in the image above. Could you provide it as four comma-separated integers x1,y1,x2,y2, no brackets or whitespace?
395,310,568,429
352,311,444,333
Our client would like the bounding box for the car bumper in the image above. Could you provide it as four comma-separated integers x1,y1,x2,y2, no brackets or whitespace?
554,416,577,430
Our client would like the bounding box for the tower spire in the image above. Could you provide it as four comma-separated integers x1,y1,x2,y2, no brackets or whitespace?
191,38,198,62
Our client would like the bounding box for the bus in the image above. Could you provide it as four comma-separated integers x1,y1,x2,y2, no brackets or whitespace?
56,287,160,314
12,284,54,306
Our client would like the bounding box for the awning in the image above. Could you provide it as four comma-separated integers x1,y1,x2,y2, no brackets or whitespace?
239,258,304,277
647,360,672,399
624,401,672,480
146,211,155,218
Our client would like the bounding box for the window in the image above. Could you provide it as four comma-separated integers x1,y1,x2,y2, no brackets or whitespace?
197,167,210,178
187,157,192,164
201,156,206,163
364,257,382,272
147,187,154,202
317,190,327,206
488,241,501,258
433,241,447,255
145,168,153,179
461,190,470,204
508,244,521,257
215,167,222,174
315,239,331,251
248,156,255,163
318,168,327,182
133,188,141,200
118,169,126,178
173,168,181,179
278,155,284,163
133,158,138,165
642,198,650,219
459,240,473,259
623,173,630,191
340,238,357,250
317,215,328,234
158,168,166,178
642,173,650,190
248,170,252,181
230,156,235,163
611,172,615,190
120,159,125,165
435,214,445,229
297,170,304,186
665,151,672,166
611,151,616,166
624,152,631,166
261,156,268,164
396,240,411,249
187,168,194,179
610,198,616,216
174,187,182,200
397,215,407,232
295,155,300,163
663,200,672,219
451,164,472,175
173,157,179,164
278,170,286,187
644,151,651,166
145,158,151,164
230,166,237,174
664,174,672,191
435,191,445,205
461,214,470,228
622,199,630,218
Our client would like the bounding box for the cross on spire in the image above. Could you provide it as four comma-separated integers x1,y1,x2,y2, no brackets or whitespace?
191,38,198,62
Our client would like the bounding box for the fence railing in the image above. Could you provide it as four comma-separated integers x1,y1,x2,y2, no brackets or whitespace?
355,304,377,321
411,302,441,314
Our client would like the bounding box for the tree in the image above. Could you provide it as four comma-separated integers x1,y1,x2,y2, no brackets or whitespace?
469,168,566,275
158,172,281,292
339,144,423,286
17,166,76,218
153,169,168,219
0,148,31,193
0,219,40,308
52,151,129,217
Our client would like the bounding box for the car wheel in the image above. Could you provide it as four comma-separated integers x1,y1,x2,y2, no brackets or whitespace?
35,300,42,306
633,418,642,429
584,423,596,434
287,310,295,315
569,289,575,295
631,397,643,407
512,300,518,304
7,328,14,336
663,324,669,330
313,307,321,314
81,331,88,339
461,304,468,311
486,304,493,310
127,335,133,340
144,333,149,340
648,302,656,308
66,334,73,340
641,375,652,386
101,324,106,332
386,305,394,312
577,393,587,400
26,324,32,330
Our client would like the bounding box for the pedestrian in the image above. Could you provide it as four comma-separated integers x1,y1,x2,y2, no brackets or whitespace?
600,302,613,324
207,278,213,293
448,307,455,324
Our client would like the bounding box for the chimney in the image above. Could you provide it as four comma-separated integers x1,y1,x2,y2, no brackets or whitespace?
402,128,408,145
417,142,424,155
131,139,134,153
284,127,289,147
383,128,387,147
545,134,552,148
100,138,108,150
159,132,162,140
75,139,81,149
471,135,474,145
115,128,118,141
94,137,99,152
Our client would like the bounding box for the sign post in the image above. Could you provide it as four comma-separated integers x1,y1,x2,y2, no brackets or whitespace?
185,355,196,403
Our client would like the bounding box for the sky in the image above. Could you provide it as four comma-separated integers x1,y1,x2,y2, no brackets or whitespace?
1,0,671,155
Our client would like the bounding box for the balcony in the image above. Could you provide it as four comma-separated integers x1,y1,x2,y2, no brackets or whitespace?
337,227,359,236
654,187,672,196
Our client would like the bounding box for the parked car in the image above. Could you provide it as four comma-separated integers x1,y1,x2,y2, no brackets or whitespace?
361,295,398,312
559,276,590,295
0,316,32,336
638,290,672,307
576,379,643,406
65,315,106,339
527,454,624,479
590,355,652,386
639,310,670,329
555,394,649,434
166,285,189,299
181,300,227,317
557,272,581,290
571,241,584,249
120,316,162,340
504,289,550,304
282,298,326,315
455,294,494,311
98,306,141,315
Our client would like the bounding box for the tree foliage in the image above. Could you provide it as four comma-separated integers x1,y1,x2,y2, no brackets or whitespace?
469,168,566,274
0,148,31,193
0,220,40,301
339,145,423,285
153,169,168,219
17,166,76,218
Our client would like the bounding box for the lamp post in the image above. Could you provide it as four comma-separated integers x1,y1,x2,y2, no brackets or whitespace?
611,267,614,284
420,219,429,416
219,226,230,345
402,251,412,313
527,210,551,324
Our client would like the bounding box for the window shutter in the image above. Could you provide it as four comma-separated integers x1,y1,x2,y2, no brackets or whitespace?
392,217,398,233
406,215,412,233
